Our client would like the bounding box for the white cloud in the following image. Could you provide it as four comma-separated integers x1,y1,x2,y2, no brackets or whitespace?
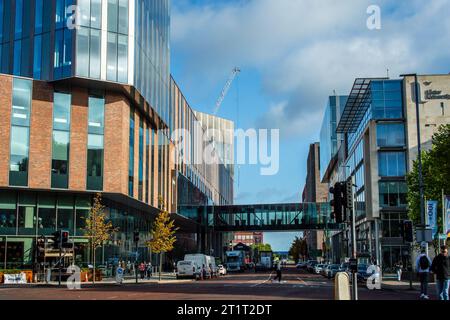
172,0,450,138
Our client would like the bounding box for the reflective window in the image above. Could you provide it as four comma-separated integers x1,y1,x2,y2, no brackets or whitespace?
377,123,405,147
10,78,32,187
87,134,104,190
138,118,144,201
107,32,118,81
379,181,407,208
89,29,101,79
378,152,406,177
52,93,71,189
129,107,135,196
76,27,90,77
87,96,105,191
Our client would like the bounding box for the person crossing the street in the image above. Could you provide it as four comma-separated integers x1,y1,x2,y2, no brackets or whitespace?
415,249,432,300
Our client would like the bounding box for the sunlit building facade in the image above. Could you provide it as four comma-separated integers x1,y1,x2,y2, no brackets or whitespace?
0,0,233,272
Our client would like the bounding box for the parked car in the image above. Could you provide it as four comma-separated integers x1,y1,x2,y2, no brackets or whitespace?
326,264,341,279
306,260,319,273
296,262,307,269
356,264,370,282
314,264,325,274
322,264,331,277
218,265,227,276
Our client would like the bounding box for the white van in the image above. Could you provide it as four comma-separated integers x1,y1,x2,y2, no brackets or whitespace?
184,254,217,278
176,260,200,279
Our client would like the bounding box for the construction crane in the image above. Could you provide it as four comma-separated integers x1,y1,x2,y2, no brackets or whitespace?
213,67,241,115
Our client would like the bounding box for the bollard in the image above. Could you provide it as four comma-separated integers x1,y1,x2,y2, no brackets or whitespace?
334,272,351,300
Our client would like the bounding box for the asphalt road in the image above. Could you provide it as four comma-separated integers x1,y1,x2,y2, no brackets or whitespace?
0,266,428,300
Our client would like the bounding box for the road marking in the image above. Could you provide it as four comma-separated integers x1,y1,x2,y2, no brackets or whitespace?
251,271,275,287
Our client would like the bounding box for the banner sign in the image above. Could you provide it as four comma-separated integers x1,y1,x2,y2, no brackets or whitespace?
4,273,27,284
445,195,450,234
426,200,438,236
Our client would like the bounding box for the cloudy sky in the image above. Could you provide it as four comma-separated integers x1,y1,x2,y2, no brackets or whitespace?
170,0,450,250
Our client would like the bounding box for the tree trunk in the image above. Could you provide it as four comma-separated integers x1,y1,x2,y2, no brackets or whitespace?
92,243,96,285
159,252,163,281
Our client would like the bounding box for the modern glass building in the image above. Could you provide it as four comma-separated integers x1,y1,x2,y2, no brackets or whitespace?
330,78,409,270
0,1,234,273
319,95,348,183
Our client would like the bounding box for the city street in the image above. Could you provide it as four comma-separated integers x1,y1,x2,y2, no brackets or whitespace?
0,266,430,300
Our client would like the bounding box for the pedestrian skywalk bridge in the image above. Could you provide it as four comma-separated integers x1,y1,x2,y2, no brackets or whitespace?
180,203,343,232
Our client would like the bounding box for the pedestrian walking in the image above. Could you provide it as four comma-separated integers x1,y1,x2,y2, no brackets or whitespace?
139,262,146,280
395,261,403,282
273,260,282,283
415,249,432,300
431,245,450,300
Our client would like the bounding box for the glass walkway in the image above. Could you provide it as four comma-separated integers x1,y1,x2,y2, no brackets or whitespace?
179,203,343,232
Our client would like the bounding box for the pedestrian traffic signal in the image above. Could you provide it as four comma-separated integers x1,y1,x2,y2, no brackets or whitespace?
402,220,414,243
330,182,344,223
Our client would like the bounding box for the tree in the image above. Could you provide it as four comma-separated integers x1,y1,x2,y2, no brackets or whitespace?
289,237,308,263
407,124,450,235
82,193,118,283
250,243,272,253
147,199,178,281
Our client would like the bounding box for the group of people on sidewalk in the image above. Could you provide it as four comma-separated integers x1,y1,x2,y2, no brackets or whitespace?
415,245,449,300
138,262,153,280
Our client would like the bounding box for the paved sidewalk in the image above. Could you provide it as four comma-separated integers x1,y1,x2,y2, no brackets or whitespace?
0,273,195,288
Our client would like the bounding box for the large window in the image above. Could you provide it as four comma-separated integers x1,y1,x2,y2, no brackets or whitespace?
52,93,71,189
9,78,32,187
377,123,405,147
138,118,144,201
371,80,403,119
379,181,407,208
129,107,135,196
378,152,406,177
87,96,105,191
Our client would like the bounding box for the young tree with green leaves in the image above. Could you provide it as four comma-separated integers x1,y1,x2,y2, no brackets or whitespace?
407,124,450,222
147,199,179,281
407,124,450,244
83,193,118,283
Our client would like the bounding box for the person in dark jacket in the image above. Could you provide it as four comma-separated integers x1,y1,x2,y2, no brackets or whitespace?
431,245,449,300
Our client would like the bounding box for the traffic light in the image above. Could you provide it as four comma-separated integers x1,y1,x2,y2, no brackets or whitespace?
51,230,70,249
402,220,414,243
330,182,344,223
345,180,353,212
133,230,140,243
61,230,70,248
51,231,61,249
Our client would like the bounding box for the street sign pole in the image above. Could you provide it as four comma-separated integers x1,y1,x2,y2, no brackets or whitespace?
349,176,358,301
58,231,62,286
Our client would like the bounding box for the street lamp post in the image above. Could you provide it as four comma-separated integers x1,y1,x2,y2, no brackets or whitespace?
401,73,426,250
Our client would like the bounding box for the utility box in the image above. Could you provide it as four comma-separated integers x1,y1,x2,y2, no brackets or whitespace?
334,272,351,300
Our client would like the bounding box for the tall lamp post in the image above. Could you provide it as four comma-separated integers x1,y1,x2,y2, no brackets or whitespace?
400,73,426,252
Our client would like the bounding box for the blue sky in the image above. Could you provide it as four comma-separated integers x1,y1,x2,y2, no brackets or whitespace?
170,0,450,250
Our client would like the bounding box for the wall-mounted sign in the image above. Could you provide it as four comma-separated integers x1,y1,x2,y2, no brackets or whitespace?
424,90,450,100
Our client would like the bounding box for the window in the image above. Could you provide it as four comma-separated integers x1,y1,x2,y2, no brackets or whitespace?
377,123,405,147
87,96,105,191
106,32,118,81
52,93,71,189
129,107,135,196
89,29,101,79
378,152,406,177
76,27,89,77
379,181,407,208
138,118,144,201
10,78,32,187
